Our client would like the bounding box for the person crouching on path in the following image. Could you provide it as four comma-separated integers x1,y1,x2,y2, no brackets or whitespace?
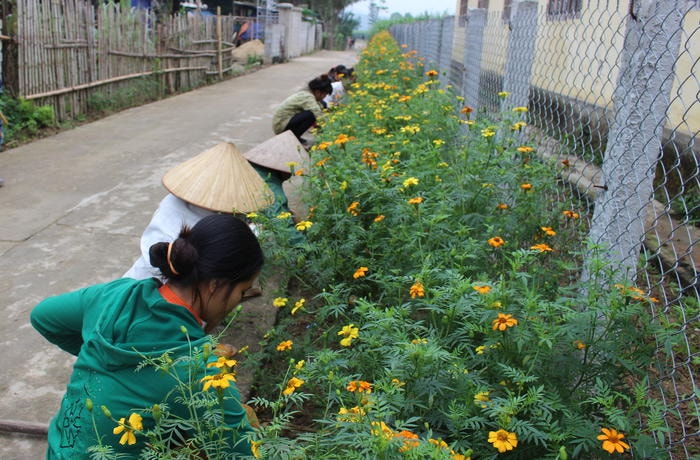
272,74,332,144
123,141,275,285
31,214,264,459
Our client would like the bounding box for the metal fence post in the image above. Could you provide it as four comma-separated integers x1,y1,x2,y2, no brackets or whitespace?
501,0,538,110
586,0,684,279
438,17,454,86
462,8,486,110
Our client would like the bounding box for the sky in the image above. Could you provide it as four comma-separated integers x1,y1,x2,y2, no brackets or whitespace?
346,0,456,18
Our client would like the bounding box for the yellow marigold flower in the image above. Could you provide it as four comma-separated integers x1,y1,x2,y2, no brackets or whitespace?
411,338,427,344
400,124,421,134
295,220,313,231
574,340,586,350
371,421,393,439
338,324,360,347
353,266,368,279
201,372,236,391
276,211,292,219
563,210,580,219
437,161,449,167
520,183,533,191
316,141,332,150
391,378,405,387
488,429,518,453
338,406,366,422
347,201,361,216
283,376,304,395
492,313,518,331
516,146,534,153
541,226,556,236
513,106,528,112
475,345,486,354
251,440,261,459
286,161,298,170
474,391,490,406
374,214,385,223
473,285,491,294
246,212,258,219
409,281,425,298
497,91,510,98
292,298,305,314
433,139,445,147
511,121,527,130
531,243,553,252
398,95,411,102
276,340,293,352
426,69,439,77
487,236,505,248
407,196,424,205
340,180,348,191
347,380,373,393
597,428,630,454
273,297,288,308
113,413,143,446
403,177,419,187
496,203,509,210
481,128,496,138
207,356,237,370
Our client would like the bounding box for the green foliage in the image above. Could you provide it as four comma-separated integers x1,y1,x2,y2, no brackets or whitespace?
87,77,164,117
0,94,56,146
247,31,673,459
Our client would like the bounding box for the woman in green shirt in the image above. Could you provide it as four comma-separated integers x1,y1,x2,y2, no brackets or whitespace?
31,214,263,459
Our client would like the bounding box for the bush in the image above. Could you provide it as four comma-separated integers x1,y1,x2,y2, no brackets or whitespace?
247,31,674,459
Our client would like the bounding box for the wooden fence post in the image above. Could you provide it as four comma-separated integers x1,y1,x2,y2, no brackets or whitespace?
217,6,222,79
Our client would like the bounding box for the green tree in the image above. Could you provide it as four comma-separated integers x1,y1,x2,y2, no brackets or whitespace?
291,0,363,49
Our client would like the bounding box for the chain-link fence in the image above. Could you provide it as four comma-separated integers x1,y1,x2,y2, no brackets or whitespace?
391,0,698,457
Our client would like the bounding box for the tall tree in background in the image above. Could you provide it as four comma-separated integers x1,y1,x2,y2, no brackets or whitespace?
291,0,362,49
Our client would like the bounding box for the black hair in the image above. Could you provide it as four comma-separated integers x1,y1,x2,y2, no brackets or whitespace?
149,214,263,290
308,74,333,96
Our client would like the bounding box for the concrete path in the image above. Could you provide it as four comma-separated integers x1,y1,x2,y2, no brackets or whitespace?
0,48,357,458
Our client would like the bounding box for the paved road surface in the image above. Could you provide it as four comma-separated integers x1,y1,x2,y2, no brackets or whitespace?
0,48,357,458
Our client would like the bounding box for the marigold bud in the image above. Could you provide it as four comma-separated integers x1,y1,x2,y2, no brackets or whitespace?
152,404,161,423
85,398,93,412
559,446,568,460
101,405,111,418
180,325,188,335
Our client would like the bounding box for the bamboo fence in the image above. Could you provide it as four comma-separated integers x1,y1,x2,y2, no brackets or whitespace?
15,0,241,122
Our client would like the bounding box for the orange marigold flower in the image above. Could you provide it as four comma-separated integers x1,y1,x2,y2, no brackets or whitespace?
426,69,439,77
597,428,630,454
334,134,354,145
516,146,534,153
530,243,553,252
520,183,533,191
346,380,373,393
347,201,361,216
496,203,509,210
492,313,518,331
563,210,580,219
460,106,473,114
473,285,491,294
315,156,331,167
574,340,586,349
395,430,420,452
407,196,424,205
276,340,293,352
353,266,368,279
487,236,505,248
541,226,556,236
409,281,425,298
283,377,304,396
374,214,385,223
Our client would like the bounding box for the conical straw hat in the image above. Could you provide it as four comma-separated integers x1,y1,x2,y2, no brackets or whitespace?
162,142,274,213
243,131,311,174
